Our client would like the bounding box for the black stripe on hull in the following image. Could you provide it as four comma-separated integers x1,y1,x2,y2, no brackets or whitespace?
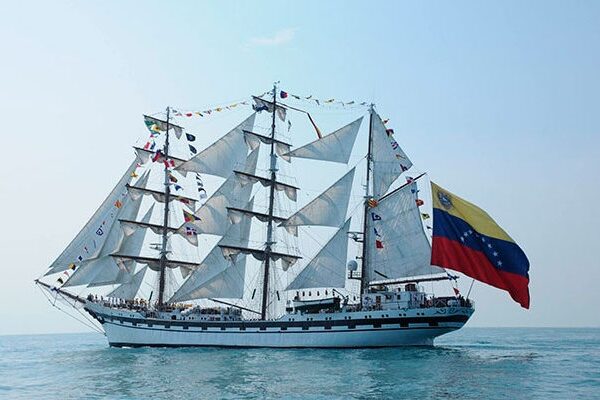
87,308,470,330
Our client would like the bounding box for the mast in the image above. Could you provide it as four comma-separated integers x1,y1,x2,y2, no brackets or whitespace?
157,106,171,307
359,104,374,299
260,83,278,320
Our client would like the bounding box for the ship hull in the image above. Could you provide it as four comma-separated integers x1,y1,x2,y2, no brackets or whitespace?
86,303,473,348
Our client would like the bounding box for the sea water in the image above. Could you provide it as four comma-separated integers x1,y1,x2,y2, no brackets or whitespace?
0,328,598,399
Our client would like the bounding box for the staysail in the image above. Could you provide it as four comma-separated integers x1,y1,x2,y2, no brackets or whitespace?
287,218,352,290
280,168,355,236
61,194,145,287
371,112,413,198
285,117,363,164
176,113,256,177
107,265,148,300
169,199,254,302
365,181,443,283
181,147,259,236
45,160,138,275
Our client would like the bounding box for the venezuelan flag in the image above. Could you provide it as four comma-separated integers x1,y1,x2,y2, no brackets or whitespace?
431,182,530,308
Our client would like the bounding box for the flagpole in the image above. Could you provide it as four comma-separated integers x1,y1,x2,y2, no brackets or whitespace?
466,279,475,301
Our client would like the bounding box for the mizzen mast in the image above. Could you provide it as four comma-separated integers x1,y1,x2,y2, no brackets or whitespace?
359,104,375,298
157,106,171,308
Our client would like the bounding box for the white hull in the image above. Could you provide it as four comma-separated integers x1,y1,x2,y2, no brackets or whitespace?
86,303,473,348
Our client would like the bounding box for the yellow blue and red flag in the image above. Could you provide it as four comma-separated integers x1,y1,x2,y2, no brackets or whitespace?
431,182,530,308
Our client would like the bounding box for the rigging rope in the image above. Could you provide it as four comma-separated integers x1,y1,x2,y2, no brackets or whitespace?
37,285,105,335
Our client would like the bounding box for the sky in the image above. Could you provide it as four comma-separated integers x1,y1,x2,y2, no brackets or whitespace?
1,0,599,335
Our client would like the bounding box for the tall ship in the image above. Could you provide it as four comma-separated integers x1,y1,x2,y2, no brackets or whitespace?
36,85,530,347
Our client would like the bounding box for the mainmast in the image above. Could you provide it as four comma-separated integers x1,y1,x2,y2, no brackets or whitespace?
359,104,375,299
157,106,171,307
260,83,278,320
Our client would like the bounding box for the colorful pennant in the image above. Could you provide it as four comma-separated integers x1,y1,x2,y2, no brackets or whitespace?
279,89,369,108
172,100,250,119
371,212,382,221
183,210,200,223
367,198,379,208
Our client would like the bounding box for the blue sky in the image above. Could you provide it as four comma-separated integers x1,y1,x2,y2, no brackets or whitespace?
1,1,599,334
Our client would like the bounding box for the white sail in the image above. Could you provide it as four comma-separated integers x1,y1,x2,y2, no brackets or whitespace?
280,168,355,236
174,257,246,300
285,117,362,164
134,147,186,169
169,247,247,302
177,113,256,177
287,219,351,290
45,160,138,275
107,265,148,300
122,199,183,237
244,131,291,162
169,200,254,302
63,257,134,287
167,233,202,265
184,147,259,236
235,172,298,202
366,182,443,283
112,202,202,271
85,259,135,287
61,193,144,287
126,170,150,201
371,112,413,198
113,204,155,259
127,186,197,211
102,194,144,244
253,96,286,121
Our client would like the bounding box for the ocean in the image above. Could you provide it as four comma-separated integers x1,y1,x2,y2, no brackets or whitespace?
0,328,598,399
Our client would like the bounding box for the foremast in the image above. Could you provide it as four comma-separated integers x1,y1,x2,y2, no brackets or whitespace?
261,83,279,320
157,106,171,308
